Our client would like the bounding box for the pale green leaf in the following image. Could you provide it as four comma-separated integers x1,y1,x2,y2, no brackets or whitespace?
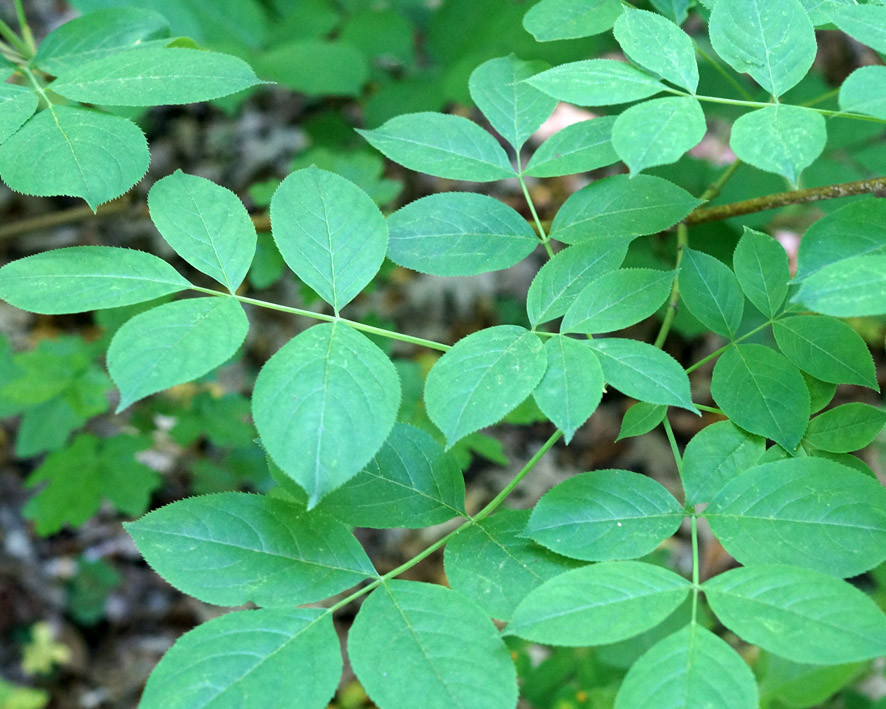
839,66,886,120
140,609,341,709
616,402,666,441
613,97,706,174
386,192,537,276
525,59,666,107
703,565,886,664
682,421,765,506
532,336,604,443
522,0,623,41
706,457,886,577
613,8,699,92
804,403,886,454
732,227,790,318
148,171,256,292
526,469,684,561
678,247,744,339
49,48,265,106
318,423,465,529
34,8,171,75
562,268,674,334
444,509,582,621
523,116,618,177
108,296,247,411
710,344,810,450
773,315,878,389
831,4,886,54
0,85,38,143
349,580,517,709
590,337,697,412
550,174,701,245
270,166,388,311
525,238,628,326
505,561,691,646
468,55,557,151
730,105,826,185
424,326,547,447
709,0,816,97
0,246,189,314
357,112,515,181
252,323,400,507
0,106,149,209
125,492,376,607
794,255,886,317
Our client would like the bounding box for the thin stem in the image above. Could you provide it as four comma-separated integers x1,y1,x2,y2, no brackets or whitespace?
686,176,886,225
518,169,555,259
662,416,682,476
691,515,699,622
13,0,35,57
801,87,840,108
0,15,28,57
694,46,755,101
700,160,742,203
687,92,886,123
653,222,688,349
0,199,132,241
685,319,775,373
695,403,724,415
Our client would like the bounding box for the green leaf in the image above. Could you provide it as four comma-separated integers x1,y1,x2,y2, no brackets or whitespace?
0,106,149,210
729,105,826,185
561,268,674,334
804,373,837,414
257,39,368,97
708,0,816,97
773,315,878,389
522,0,623,41
758,653,866,709
349,580,517,709
830,4,886,54
34,8,171,75
270,166,388,312
107,296,248,411
794,255,886,317
444,510,582,621
357,113,515,181
140,609,341,709
710,344,810,450
613,8,699,92
612,97,706,174
616,402,667,441
649,0,690,25
424,325,546,448
804,403,886,453
125,492,375,607
318,423,465,529
252,323,400,507
523,116,618,177
49,48,265,106
703,565,886,664
525,238,628,326
589,338,697,413
678,248,744,339
386,192,537,276
525,59,666,107
795,200,886,281
0,85,38,143
468,55,557,151
550,174,701,245
532,336,604,443
505,561,691,646
706,458,886,577
148,171,256,292
682,421,765,506
839,66,886,120
526,469,684,561
0,246,190,314
615,625,758,709
733,227,790,318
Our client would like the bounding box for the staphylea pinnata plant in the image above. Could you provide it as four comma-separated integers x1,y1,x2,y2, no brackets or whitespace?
2,0,886,706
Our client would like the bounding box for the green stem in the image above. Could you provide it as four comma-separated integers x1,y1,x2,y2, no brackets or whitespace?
653,222,688,349
190,286,452,352
685,319,775,373
801,87,840,108
680,91,886,123
691,515,699,623
518,168,555,259
13,0,35,57
695,403,724,415
0,15,28,57
662,416,682,476
694,46,755,101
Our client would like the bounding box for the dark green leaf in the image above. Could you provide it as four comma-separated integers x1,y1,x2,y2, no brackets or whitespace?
522,0,623,41
616,402,667,441
758,653,866,709
257,40,368,97
523,116,618,178
525,60,666,107
678,247,744,339
804,403,886,453
613,8,699,92
613,97,706,174
733,227,790,318
681,420,765,506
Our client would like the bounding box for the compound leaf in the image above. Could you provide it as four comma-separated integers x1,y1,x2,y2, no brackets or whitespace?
505,562,691,646
386,192,537,276
522,0,622,41
523,116,618,177
733,227,790,318
678,247,744,339
613,97,706,174
526,59,666,107
349,580,517,709
527,469,684,561
271,166,388,312
425,326,546,448
140,609,341,709
711,344,809,450
682,420,765,506
613,8,699,92
804,403,886,454
125,492,376,607
0,106,149,209
252,323,400,507
0,246,189,314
